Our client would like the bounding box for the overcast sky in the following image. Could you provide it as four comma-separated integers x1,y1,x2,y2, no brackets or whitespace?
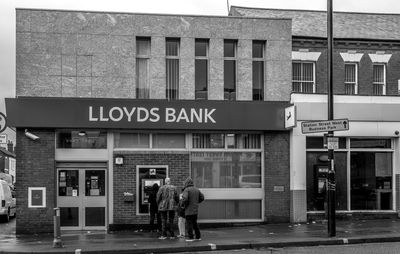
1,0,400,113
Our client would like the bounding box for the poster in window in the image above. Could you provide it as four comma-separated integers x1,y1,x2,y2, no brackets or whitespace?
66,187,73,196
91,176,98,189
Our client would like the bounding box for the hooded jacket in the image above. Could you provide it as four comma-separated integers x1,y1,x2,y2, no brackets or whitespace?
182,177,204,216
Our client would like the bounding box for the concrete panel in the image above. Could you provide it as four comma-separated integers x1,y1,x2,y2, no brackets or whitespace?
77,34,108,55
29,10,57,33
267,40,292,61
16,10,31,32
92,77,134,98
31,33,62,54
77,77,92,97
92,54,107,77
209,58,224,100
61,76,77,97
108,35,135,56
62,55,76,76
265,79,292,101
238,39,252,59
150,78,166,99
237,59,252,101
150,57,165,99
151,36,165,57
180,58,195,100
77,56,92,77
61,34,78,55
16,32,31,53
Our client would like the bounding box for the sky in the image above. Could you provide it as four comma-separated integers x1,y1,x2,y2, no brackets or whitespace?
1,0,400,114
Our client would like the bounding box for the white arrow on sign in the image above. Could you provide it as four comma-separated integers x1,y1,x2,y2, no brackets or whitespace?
301,119,349,134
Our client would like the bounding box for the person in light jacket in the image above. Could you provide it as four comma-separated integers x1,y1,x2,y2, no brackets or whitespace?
181,177,204,241
156,177,179,239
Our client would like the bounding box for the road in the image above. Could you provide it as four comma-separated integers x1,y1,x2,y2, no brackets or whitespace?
172,242,400,254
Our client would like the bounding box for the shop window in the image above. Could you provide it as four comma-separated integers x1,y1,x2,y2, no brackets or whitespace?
85,207,105,226
306,152,347,211
350,152,392,210
224,40,237,101
57,130,107,149
166,38,180,100
191,152,261,188
198,200,261,220
350,138,391,149
195,39,208,100
114,133,150,148
152,133,185,148
292,62,315,93
60,207,79,226
136,37,150,99
252,41,265,101
193,134,225,149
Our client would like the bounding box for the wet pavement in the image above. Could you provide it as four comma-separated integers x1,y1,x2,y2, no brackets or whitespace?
1,219,400,253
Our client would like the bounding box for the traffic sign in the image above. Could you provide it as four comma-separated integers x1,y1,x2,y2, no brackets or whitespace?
301,119,349,134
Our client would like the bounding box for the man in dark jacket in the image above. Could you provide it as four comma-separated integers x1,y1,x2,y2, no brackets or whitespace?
156,177,179,239
148,183,160,232
182,177,204,241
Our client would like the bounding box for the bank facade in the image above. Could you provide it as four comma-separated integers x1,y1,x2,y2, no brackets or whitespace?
231,7,400,222
8,9,292,233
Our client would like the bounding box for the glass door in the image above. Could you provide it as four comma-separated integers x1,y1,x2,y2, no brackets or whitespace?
57,168,106,230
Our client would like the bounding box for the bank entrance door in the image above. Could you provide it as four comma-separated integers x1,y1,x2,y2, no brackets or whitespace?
57,168,107,230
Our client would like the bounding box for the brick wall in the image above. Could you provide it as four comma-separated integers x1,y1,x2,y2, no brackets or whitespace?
264,132,290,222
112,151,189,225
293,42,400,96
15,129,55,234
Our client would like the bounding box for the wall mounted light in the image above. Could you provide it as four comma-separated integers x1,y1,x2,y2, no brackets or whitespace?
115,155,124,165
78,131,86,137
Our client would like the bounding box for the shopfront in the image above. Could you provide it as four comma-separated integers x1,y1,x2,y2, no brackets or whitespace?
6,97,290,231
290,94,400,222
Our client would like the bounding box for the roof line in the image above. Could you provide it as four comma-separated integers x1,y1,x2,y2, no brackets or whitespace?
230,5,400,16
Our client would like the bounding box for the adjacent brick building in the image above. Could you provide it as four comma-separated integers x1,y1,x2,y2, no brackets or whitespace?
7,9,293,233
231,6,400,222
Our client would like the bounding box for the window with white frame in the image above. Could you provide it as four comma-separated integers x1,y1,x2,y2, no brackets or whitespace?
166,38,180,100
292,62,315,93
373,64,386,95
344,63,358,95
136,37,151,99
114,133,185,149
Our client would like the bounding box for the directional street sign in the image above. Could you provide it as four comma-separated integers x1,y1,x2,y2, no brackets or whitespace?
301,119,349,134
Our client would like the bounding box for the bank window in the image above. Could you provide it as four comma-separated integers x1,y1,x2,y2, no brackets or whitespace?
345,63,358,95
373,64,386,95
57,130,107,149
136,37,151,99
166,38,180,100
224,40,237,101
192,133,260,149
195,39,209,100
191,152,261,188
114,133,150,148
252,41,265,101
152,133,185,148
292,62,315,93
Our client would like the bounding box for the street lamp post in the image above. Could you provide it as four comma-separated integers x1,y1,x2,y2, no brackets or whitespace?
327,0,336,237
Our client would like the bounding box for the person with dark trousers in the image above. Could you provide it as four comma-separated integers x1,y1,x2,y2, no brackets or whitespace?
148,183,161,233
182,177,204,241
156,177,179,239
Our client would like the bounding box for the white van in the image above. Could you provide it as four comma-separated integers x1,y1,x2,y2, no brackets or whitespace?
0,179,16,222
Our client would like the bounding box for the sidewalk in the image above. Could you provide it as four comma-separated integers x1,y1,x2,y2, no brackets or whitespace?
1,219,400,253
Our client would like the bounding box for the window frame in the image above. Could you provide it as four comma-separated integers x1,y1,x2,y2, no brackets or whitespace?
136,37,151,99
252,40,265,101
373,64,386,95
166,38,180,100
344,63,358,95
292,61,316,93
224,39,238,101
195,39,209,100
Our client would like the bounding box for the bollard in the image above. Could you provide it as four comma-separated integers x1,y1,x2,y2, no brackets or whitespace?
53,207,63,248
